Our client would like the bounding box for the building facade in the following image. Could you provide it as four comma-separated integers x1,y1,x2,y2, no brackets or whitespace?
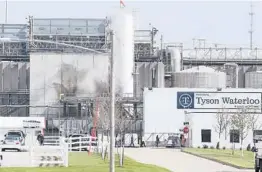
143,87,262,148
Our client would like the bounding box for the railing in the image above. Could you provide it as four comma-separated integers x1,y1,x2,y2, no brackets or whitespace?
43,135,101,153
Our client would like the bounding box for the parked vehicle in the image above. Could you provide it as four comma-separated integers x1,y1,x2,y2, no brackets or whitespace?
166,135,181,148
4,130,26,145
2,135,24,152
253,135,262,172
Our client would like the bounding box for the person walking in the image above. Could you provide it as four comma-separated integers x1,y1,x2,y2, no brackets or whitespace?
37,133,44,146
156,135,159,147
130,135,135,147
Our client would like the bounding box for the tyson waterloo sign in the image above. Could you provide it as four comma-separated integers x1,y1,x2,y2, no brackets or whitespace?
177,91,262,113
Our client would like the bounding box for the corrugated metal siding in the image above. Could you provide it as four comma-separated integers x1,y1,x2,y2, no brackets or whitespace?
172,72,226,88
245,72,262,88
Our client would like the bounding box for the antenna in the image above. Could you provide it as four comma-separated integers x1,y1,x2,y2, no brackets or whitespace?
249,1,254,50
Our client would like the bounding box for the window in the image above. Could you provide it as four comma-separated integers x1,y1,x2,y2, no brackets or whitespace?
201,129,211,142
230,130,240,143
254,130,262,136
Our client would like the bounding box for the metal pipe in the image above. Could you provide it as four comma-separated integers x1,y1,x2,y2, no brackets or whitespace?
109,30,115,172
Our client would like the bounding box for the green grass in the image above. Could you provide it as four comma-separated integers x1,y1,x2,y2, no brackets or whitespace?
1,152,170,172
183,148,254,168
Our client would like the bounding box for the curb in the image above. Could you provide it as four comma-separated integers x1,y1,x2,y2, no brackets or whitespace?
181,149,253,170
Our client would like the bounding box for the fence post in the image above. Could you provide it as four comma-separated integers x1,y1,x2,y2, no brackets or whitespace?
79,137,82,152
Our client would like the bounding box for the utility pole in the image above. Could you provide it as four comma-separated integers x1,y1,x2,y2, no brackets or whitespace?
109,30,115,172
249,1,254,50
5,0,7,23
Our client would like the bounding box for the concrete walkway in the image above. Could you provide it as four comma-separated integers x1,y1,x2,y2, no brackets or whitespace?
124,148,253,172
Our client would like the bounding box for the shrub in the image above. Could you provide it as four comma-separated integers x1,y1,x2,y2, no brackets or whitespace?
197,146,201,149
216,142,220,149
240,147,242,150
222,146,226,150
210,146,214,149
203,144,208,149
247,144,251,151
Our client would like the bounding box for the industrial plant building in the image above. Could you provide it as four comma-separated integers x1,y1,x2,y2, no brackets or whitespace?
0,9,262,148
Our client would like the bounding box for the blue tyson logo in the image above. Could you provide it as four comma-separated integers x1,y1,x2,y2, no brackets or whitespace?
177,92,194,109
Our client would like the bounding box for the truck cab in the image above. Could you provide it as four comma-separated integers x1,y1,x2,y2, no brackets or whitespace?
253,135,262,172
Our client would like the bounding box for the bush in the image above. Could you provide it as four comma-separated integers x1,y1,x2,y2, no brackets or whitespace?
222,146,226,150
203,144,208,149
247,144,251,151
240,147,242,150
210,146,214,149
197,146,201,149
216,142,220,149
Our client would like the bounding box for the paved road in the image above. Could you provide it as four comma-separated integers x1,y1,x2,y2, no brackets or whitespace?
124,148,253,172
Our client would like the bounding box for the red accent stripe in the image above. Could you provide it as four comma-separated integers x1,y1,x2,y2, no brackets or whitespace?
89,98,99,155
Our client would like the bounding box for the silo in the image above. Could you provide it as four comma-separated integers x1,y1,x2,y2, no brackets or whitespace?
26,63,30,89
18,62,27,90
172,66,226,88
136,62,165,95
245,71,262,88
2,61,11,91
224,63,238,88
153,62,165,88
169,48,181,87
10,62,18,91
110,9,134,94
0,62,3,92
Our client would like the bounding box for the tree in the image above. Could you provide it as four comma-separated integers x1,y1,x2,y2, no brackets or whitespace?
230,108,251,157
213,109,226,145
248,113,262,143
223,112,231,140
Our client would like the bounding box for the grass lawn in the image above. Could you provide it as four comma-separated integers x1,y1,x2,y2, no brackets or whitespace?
183,148,254,168
1,152,170,172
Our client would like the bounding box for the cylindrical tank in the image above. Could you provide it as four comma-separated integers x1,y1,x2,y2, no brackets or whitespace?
110,9,134,94
172,66,226,88
18,62,27,90
224,63,238,88
3,61,18,91
245,71,262,88
169,48,181,72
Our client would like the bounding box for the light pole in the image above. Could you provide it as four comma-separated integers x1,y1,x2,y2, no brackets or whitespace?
109,30,115,172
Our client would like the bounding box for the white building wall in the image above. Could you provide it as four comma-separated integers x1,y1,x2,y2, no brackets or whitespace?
143,87,262,148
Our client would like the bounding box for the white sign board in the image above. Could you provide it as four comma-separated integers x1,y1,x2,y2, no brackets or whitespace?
0,117,46,129
177,92,262,112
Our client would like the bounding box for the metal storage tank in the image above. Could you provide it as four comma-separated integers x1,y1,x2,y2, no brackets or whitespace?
224,63,238,88
0,62,3,92
18,62,27,90
26,63,30,89
245,71,262,88
110,9,134,94
172,66,226,88
136,62,165,95
2,62,18,91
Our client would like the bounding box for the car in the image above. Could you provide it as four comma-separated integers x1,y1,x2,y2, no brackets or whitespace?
166,135,181,148
1,135,24,152
4,130,26,145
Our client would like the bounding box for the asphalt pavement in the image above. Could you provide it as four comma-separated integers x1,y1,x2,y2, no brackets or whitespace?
124,148,254,172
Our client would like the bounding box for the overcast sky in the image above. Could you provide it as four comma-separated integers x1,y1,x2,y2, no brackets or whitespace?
0,1,261,48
